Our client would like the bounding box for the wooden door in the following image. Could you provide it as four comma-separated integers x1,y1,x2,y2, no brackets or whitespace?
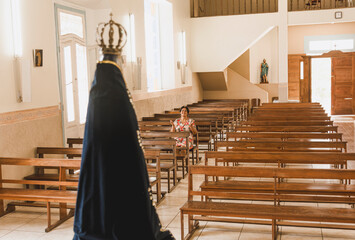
300,56,311,103
288,55,302,101
331,56,353,115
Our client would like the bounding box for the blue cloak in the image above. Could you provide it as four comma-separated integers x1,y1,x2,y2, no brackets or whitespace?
73,60,174,240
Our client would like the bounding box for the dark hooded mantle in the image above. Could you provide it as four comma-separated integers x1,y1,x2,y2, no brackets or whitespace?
73,61,174,240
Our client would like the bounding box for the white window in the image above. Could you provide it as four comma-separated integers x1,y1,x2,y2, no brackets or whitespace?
59,11,84,38
144,0,174,91
305,34,355,55
309,39,353,51
129,13,136,63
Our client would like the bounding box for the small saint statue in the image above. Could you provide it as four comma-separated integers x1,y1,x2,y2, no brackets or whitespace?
260,59,269,83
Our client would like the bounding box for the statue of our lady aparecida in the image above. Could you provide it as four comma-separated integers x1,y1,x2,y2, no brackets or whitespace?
73,14,175,240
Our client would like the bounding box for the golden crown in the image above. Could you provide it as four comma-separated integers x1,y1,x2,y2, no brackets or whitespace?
96,13,127,55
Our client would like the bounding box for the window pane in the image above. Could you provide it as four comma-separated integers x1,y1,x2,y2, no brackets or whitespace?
66,83,75,122
309,39,354,51
300,61,304,80
60,12,84,38
63,46,73,84
335,39,354,50
63,46,75,122
76,44,89,124
309,40,332,51
145,0,162,91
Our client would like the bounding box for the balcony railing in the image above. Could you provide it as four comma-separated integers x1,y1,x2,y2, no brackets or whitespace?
190,0,354,17
289,0,354,11
191,0,278,17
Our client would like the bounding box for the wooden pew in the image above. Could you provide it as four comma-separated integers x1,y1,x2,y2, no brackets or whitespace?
179,99,250,122
144,150,163,204
205,151,354,169
154,112,233,134
34,147,82,175
140,133,189,192
67,136,179,193
252,109,327,115
138,120,216,151
65,138,170,198
142,116,226,140
180,165,355,240
67,138,83,148
235,125,338,133
0,157,80,232
248,115,331,121
215,140,347,152
140,131,198,165
254,107,325,113
227,132,343,142
260,102,322,108
141,139,179,190
36,147,82,159
241,120,333,126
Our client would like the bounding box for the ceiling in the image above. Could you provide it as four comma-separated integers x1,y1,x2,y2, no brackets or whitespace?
62,0,111,9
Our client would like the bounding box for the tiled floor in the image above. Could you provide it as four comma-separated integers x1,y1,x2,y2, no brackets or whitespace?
1,118,355,239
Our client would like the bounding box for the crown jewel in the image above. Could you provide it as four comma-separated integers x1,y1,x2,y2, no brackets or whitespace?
96,13,127,55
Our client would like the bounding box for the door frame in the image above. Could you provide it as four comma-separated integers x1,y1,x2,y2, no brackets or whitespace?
54,4,88,144
306,50,355,114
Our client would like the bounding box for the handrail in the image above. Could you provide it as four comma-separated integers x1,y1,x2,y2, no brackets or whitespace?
191,0,354,17
191,0,278,17
289,0,355,11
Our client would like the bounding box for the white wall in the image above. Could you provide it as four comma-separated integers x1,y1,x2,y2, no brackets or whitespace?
0,0,60,113
108,0,203,119
109,0,193,92
204,68,269,103
85,8,111,84
190,13,279,72
288,7,355,26
288,22,355,54
249,27,278,84
86,8,112,47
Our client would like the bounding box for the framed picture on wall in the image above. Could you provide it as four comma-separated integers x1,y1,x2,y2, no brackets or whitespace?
33,49,43,67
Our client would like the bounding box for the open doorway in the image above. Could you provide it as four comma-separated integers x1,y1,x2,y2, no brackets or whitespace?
311,58,331,114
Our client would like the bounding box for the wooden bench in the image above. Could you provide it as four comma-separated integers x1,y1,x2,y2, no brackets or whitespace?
248,115,331,121
23,147,82,187
227,132,343,142
254,108,326,113
241,120,333,126
36,147,82,159
67,137,179,193
67,138,83,148
215,140,347,152
261,102,322,108
144,150,163,204
143,116,227,140
252,110,327,116
235,125,338,133
140,131,199,165
0,157,80,232
179,99,250,122
139,120,216,151
180,165,355,240
141,139,179,190
205,151,354,169
65,139,168,199
152,112,233,134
